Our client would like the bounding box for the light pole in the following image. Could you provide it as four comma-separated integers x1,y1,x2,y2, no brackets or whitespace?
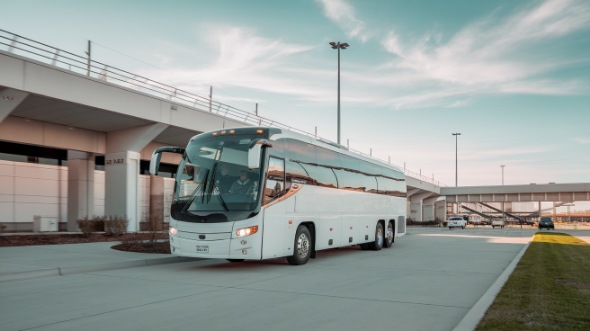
501,164,505,185
329,41,349,145
452,133,461,187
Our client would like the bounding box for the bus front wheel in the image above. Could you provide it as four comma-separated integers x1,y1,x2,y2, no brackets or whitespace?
369,222,384,251
287,225,312,265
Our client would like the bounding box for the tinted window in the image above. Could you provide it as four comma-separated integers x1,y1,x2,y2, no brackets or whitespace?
315,145,341,168
299,163,338,188
377,177,405,196
286,160,312,186
285,139,315,164
264,157,285,205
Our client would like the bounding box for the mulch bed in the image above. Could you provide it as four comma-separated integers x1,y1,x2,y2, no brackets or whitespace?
0,232,170,254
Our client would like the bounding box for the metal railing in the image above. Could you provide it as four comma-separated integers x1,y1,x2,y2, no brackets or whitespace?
0,29,440,186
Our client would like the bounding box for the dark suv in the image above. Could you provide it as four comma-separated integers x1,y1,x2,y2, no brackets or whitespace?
538,217,555,230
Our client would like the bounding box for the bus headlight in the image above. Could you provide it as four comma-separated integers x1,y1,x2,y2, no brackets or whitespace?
236,226,258,237
169,227,178,236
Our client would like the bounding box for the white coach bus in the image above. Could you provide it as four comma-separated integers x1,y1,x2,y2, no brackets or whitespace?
150,127,407,265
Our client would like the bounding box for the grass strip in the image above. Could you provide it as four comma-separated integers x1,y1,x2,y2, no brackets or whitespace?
476,232,590,331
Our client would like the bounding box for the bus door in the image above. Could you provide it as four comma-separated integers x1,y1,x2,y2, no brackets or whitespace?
261,157,288,259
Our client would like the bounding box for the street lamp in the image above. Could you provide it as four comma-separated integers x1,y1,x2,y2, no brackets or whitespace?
501,164,505,185
452,133,461,187
329,41,349,145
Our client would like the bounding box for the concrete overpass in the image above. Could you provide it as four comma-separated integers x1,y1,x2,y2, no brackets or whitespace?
0,30,443,230
442,183,590,203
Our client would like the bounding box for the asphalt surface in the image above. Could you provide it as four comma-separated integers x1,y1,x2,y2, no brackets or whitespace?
1,227,588,331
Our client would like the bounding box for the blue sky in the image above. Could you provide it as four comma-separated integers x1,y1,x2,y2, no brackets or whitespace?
3,0,590,191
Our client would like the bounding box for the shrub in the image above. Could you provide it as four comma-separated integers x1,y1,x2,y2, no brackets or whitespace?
104,216,128,236
76,217,105,236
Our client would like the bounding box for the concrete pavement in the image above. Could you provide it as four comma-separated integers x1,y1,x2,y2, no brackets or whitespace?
0,228,590,330
0,241,191,282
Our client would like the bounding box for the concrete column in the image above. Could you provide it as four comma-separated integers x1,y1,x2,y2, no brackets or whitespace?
149,175,166,231
423,196,440,222
409,192,435,223
105,151,141,231
105,123,168,232
67,151,95,231
0,88,29,123
435,199,446,221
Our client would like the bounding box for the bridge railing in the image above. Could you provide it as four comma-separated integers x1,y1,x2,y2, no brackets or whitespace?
0,29,440,186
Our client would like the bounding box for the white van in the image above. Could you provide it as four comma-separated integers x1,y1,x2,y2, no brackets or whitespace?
447,216,467,230
491,219,506,229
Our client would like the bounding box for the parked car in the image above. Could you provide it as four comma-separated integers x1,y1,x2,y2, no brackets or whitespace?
491,219,505,229
447,216,467,230
538,217,555,230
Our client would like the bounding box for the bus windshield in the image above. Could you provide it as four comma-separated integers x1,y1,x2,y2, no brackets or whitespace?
171,134,262,223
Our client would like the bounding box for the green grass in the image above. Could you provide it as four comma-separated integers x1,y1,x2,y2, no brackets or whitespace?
476,232,590,331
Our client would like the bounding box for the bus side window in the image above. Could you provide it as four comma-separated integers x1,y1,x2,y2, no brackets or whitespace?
264,157,285,205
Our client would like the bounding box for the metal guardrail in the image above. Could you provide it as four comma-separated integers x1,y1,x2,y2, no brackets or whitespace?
0,29,440,186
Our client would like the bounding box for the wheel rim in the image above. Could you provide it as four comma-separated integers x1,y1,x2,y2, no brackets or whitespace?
377,225,383,247
296,233,310,259
386,223,393,244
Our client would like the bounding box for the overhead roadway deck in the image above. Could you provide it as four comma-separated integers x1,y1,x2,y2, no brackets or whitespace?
442,183,590,203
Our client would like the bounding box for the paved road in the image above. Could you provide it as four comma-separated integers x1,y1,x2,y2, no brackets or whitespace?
0,227,539,331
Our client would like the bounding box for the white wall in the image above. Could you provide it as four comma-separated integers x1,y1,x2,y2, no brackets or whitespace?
0,160,174,231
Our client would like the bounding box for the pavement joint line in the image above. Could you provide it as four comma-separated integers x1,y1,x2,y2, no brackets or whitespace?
226,285,470,309
0,256,192,282
452,239,532,331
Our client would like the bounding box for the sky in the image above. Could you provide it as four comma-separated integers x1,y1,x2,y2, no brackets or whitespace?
3,0,590,194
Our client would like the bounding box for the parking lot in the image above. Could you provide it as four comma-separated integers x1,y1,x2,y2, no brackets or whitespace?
0,227,538,331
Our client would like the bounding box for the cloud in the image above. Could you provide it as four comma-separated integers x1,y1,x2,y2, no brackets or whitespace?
572,137,590,144
139,25,326,101
139,1,590,112
316,0,369,42
378,0,590,106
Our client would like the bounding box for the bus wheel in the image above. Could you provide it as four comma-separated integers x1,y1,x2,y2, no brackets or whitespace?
227,259,245,263
287,226,312,265
369,222,384,251
384,221,394,248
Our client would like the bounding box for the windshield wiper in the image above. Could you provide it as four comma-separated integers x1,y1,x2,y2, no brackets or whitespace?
207,162,229,211
182,168,209,213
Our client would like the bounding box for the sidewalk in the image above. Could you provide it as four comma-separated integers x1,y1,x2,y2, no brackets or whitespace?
0,241,191,282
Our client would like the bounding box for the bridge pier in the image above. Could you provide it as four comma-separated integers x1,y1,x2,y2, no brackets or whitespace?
105,123,168,232
408,191,436,223
66,151,95,231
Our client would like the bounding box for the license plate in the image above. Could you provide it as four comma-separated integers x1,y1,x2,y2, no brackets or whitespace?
196,245,209,253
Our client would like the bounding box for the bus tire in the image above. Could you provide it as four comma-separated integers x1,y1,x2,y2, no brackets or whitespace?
369,222,384,251
227,259,245,263
384,221,394,248
287,225,312,265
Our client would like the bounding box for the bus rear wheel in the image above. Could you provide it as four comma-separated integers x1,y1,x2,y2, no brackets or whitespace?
369,222,384,251
384,221,394,248
287,225,312,265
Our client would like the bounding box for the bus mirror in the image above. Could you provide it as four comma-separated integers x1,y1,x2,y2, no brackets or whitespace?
149,153,162,175
149,146,185,176
248,144,262,169
248,140,272,169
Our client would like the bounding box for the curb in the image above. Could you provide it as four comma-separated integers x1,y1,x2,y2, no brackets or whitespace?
453,241,531,331
0,257,192,283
